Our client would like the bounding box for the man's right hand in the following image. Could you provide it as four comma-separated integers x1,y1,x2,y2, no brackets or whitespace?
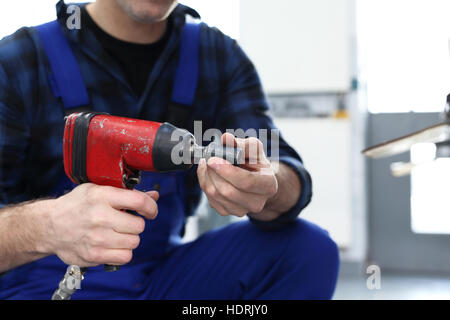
41,183,159,268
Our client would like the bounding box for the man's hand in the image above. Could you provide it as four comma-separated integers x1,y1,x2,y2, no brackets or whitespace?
197,133,282,220
42,183,159,267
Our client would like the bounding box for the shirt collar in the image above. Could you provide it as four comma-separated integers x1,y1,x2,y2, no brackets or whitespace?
55,0,200,41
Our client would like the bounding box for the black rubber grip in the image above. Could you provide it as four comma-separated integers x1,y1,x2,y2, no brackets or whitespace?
104,265,120,272
153,122,194,172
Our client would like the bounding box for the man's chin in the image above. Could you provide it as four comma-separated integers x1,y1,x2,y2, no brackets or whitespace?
129,11,169,24
116,0,178,24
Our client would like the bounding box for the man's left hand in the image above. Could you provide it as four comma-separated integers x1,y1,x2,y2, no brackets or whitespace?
197,133,278,218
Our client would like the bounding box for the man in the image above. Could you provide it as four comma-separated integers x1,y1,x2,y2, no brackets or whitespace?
0,0,339,299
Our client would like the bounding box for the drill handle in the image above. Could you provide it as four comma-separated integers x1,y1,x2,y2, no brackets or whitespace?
103,211,136,272
103,172,141,273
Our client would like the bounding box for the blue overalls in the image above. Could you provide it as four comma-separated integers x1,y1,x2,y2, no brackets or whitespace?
0,19,340,300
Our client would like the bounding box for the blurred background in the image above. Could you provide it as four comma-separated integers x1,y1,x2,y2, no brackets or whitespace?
1,0,450,299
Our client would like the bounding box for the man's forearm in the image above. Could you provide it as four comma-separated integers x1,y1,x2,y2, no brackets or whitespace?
0,199,52,273
248,163,301,222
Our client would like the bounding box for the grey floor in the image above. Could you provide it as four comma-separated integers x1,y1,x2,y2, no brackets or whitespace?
334,272,450,300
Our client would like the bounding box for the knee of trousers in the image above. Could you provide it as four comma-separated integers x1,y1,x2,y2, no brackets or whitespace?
278,219,340,284
237,218,340,274
216,219,340,299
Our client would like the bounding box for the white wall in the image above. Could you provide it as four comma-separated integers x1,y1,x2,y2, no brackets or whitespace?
181,0,240,39
239,0,352,94
357,0,450,113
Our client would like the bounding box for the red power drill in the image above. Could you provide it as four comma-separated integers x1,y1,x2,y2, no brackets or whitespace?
53,112,243,299
63,112,243,270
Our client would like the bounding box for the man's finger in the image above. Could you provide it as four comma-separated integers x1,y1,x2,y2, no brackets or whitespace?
100,231,141,250
106,188,158,219
146,190,159,201
221,133,268,165
207,167,265,213
205,183,249,217
108,209,147,235
197,158,207,189
101,249,133,266
198,157,247,216
208,198,230,217
207,157,275,195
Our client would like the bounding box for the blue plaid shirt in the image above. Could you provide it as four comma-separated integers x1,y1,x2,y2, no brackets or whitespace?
0,1,312,229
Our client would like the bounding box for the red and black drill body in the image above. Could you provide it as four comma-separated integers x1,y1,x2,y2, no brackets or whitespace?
63,112,199,190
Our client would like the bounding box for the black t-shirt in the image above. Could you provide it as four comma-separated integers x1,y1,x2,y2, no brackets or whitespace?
82,7,171,96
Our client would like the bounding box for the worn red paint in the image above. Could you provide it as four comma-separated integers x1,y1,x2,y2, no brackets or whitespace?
63,113,162,188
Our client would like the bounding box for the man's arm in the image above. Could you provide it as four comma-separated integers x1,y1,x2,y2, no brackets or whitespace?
0,200,53,273
0,184,159,274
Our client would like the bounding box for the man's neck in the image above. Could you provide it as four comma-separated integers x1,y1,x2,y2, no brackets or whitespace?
86,1,167,44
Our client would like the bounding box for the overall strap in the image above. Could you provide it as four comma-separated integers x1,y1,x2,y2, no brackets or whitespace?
171,22,201,106
35,20,201,122
166,22,201,129
35,20,90,114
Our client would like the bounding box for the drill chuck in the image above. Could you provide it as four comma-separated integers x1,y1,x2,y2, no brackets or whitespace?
192,142,244,165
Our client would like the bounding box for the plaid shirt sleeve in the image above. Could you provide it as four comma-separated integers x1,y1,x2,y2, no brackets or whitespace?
215,39,313,230
0,60,31,207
